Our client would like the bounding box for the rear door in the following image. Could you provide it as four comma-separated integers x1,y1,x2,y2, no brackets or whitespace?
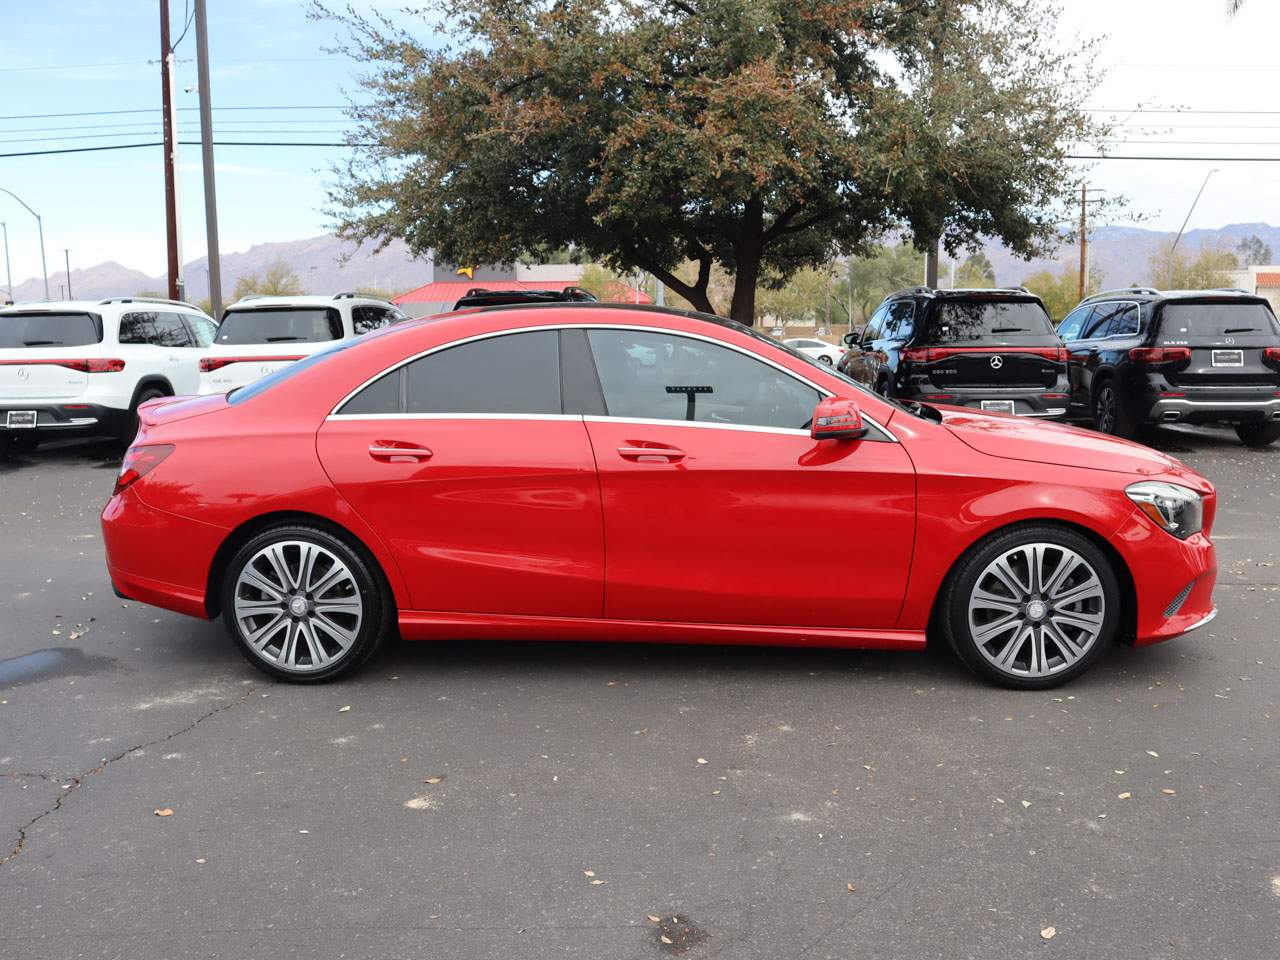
316,329,604,618
0,311,102,399
1155,299,1280,389
1056,304,1096,412
582,326,916,629
151,312,202,395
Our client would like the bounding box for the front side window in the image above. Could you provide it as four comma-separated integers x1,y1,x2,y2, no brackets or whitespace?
216,307,343,345
862,304,890,344
405,330,561,414
1057,305,1093,342
587,329,819,431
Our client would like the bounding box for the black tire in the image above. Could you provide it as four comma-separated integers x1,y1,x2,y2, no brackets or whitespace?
819,354,833,365
940,524,1121,690
220,524,392,682
1235,421,1280,448
1092,379,1137,439
120,387,167,448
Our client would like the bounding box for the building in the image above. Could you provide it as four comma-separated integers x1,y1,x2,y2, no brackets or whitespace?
393,262,651,318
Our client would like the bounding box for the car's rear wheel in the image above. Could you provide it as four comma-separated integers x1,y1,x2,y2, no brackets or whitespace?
942,525,1120,689
1235,421,1280,447
1092,380,1136,439
819,354,833,365
221,525,391,682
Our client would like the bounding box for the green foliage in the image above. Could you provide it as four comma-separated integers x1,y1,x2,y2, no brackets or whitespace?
841,244,926,322
1021,266,1101,321
756,266,835,327
955,252,996,288
1236,235,1273,267
578,263,651,302
231,259,304,302
1148,242,1238,290
315,0,1107,324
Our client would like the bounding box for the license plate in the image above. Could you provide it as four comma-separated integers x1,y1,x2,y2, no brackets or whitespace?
1212,349,1244,367
981,400,1016,415
5,410,37,429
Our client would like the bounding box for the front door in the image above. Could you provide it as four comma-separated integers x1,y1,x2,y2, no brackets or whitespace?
316,330,604,617
582,327,916,628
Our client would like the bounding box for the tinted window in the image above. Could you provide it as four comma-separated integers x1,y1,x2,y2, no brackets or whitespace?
1083,302,1123,338
118,311,153,345
352,306,393,335
1157,301,1280,346
929,299,1057,343
405,331,561,414
885,301,915,340
217,307,342,345
339,369,401,415
0,311,101,348
1108,304,1140,337
186,315,217,347
587,329,819,431
862,304,890,343
153,313,194,347
1057,305,1092,341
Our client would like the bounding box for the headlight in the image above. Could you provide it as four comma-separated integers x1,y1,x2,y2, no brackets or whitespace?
1125,481,1203,540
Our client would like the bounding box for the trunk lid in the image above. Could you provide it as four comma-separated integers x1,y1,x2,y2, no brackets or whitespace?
199,342,321,393
913,346,1065,389
1154,299,1280,388
0,310,104,399
915,297,1066,388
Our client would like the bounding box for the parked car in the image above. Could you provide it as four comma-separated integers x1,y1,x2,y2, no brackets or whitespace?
838,287,1071,419
452,287,597,309
198,293,405,395
783,337,844,365
103,302,1217,690
1057,288,1280,446
0,297,217,452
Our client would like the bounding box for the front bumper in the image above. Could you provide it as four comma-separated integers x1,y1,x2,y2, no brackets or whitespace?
1111,507,1218,645
0,402,129,438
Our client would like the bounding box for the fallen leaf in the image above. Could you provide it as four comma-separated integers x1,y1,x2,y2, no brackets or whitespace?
583,869,595,877
1162,788,1177,795
1021,800,1031,808
154,808,174,817
660,935,673,945
846,882,856,893
696,758,708,765
424,776,444,784
1041,926,1056,940
195,858,206,864
647,915,661,923
1118,792,1131,800
338,705,351,713
711,789,721,795
1146,750,1159,758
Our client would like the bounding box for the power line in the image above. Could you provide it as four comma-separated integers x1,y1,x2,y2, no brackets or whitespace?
1068,154,1280,162
0,129,354,145
0,140,374,159
0,105,353,121
1087,108,1280,116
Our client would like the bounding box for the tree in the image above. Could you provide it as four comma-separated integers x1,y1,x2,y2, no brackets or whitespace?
316,0,1108,325
1022,265,1102,321
1148,242,1238,290
956,252,996,288
1236,235,1273,267
756,266,835,327
842,244,926,322
231,259,303,302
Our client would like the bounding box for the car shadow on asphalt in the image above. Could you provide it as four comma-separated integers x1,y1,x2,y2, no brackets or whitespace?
0,435,122,474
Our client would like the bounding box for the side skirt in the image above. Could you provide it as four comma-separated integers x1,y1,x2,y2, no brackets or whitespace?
397,611,926,651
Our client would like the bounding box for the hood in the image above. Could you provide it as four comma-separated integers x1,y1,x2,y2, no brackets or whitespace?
138,394,228,429
939,407,1210,489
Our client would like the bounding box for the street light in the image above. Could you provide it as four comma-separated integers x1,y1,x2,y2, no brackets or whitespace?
1168,169,1220,289
1,222,12,302
0,187,49,300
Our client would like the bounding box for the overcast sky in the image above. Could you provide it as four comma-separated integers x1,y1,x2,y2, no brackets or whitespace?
0,0,1277,288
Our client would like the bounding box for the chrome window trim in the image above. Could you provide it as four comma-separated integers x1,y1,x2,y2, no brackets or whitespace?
326,321,899,441
1069,300,1142,343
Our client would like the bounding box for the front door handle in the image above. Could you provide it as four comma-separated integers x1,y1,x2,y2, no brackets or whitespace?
369,441,432,463
618,443,685,462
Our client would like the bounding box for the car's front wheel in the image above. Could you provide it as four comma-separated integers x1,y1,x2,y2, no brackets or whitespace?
221,524,391,682
941,525,1120,689
1236,421,1280,447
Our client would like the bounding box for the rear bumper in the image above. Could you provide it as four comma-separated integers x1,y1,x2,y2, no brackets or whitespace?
0,402,129,438
1147,395,1280,424
909,391,1069,419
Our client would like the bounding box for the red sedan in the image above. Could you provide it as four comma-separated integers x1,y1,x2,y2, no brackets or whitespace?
101,304,1218,688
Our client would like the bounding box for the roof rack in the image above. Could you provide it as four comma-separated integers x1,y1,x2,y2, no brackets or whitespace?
98,296,195,308
1080,287,1161,303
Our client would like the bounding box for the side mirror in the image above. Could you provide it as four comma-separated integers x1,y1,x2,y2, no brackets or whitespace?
841,331,859,346
811,397,866,441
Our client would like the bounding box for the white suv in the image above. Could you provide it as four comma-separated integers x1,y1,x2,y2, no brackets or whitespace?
0,298,217,452
198,293,405,395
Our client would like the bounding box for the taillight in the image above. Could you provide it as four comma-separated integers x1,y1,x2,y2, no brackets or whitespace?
200,355,304,373
901,347,934,363
1263,346,1280,364
114,444,174,495
0,358,124,372
900,346,1068,363
1129,347,1191,364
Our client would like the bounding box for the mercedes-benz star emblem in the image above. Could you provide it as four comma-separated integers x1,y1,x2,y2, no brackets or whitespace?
989,355,1004,369
17,367,29,381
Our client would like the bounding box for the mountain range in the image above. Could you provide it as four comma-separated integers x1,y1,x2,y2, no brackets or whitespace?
6,223,1277,307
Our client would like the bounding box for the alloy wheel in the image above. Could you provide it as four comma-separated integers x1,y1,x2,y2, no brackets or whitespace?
966,542,1106,679
1095,386,1117,434
232,540,364,674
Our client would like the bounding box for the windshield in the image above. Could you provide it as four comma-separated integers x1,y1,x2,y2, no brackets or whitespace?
928,299,1057,343
216,307,342,345
0,311,102,348
1157,301,1280,346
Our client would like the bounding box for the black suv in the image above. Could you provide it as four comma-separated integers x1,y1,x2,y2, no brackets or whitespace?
837,287,1071,418
453,287,597,309
1056,288,1280,446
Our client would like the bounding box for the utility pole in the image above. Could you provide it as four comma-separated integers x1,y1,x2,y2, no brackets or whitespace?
160,0,184,301
1,222,12,301
63,249,72,299
194,0,223,317
1078,183,1088,302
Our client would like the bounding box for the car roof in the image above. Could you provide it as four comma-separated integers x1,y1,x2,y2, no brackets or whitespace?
884,286,1042,302
224,293,396,310
1076,287,1265,306
0,297,208,316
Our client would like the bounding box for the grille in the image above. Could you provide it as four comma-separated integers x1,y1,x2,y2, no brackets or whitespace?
1163,579,1196,618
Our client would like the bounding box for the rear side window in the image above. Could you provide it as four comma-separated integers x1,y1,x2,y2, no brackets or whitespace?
338,370,401,415
186,315,217,347
0,311,101,348
1156,301,1280,346
929,299,1056,343
119,311,154,344
884,301,915,340
153,313,195,347
1108,304,1140,337
216,307,342,345
404,331,561,414
352,306,395,335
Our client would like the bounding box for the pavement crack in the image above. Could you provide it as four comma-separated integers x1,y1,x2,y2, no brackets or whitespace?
1,686,255,866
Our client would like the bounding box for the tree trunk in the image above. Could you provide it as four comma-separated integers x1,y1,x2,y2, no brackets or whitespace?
728,197,764,326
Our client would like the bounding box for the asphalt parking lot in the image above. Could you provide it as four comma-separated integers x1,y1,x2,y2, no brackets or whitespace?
1,428,1277,960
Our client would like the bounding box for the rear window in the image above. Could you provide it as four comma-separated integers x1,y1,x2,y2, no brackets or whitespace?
1156,301,1280,346
0,311,102,348
226,338,361,406
216,307,342,345
926,299,1057,344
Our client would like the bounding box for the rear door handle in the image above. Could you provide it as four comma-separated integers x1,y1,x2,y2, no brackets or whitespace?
369,442,432,463
618,444,685,462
